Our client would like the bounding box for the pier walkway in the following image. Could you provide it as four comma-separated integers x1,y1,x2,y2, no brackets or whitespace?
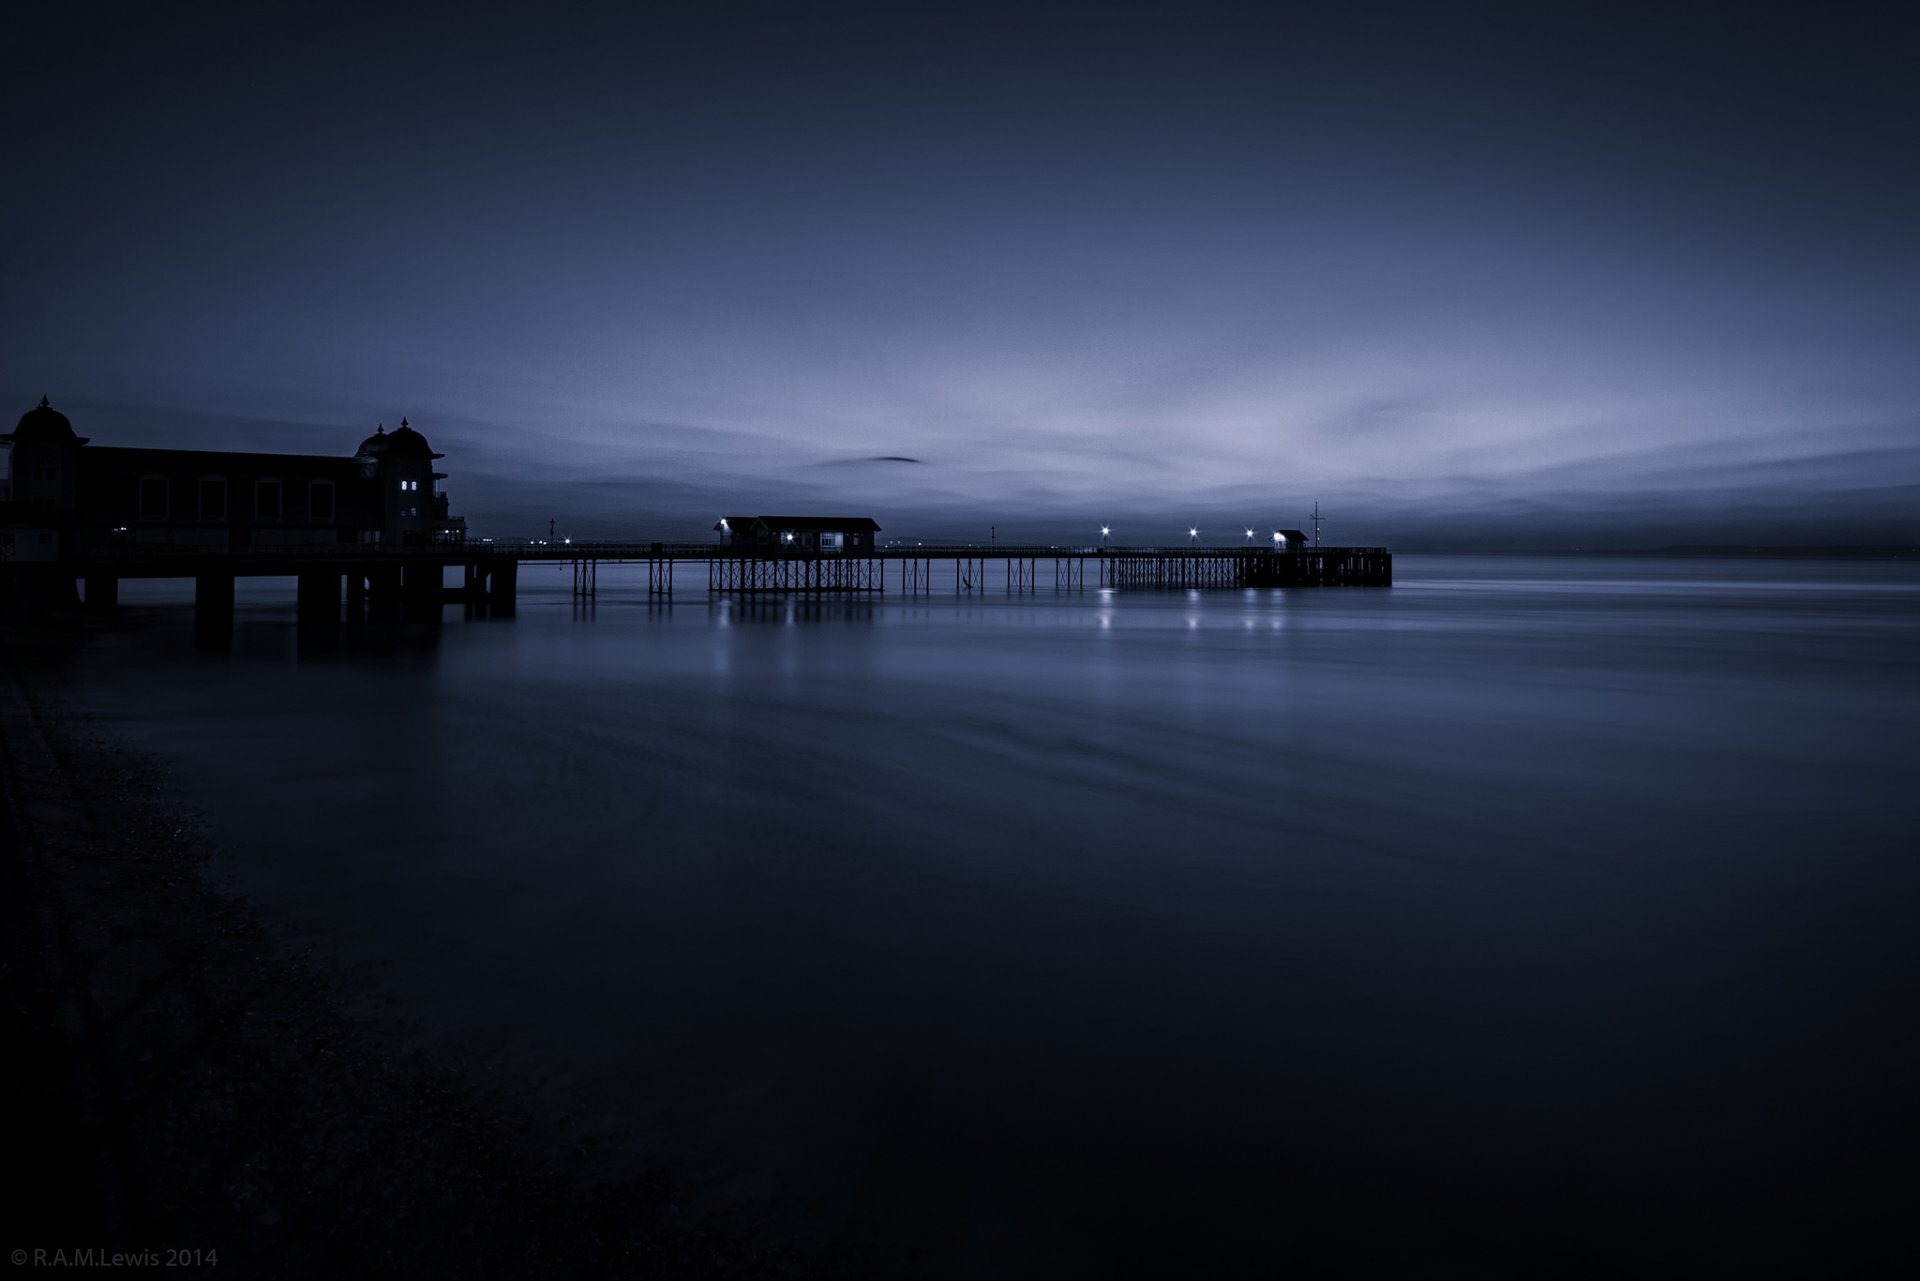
42,541,1390,626
466,541,1390,598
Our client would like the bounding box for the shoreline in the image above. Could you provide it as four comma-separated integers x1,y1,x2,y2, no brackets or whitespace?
0,616,798,1279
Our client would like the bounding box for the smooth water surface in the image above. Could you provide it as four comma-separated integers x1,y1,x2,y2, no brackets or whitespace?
75,557,1920,1274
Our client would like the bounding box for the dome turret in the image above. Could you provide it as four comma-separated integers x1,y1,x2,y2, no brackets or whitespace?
382,416,442,460
354,417,442,461
6,396,88,445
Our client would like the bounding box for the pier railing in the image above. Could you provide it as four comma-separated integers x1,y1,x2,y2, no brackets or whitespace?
73,538,1375,561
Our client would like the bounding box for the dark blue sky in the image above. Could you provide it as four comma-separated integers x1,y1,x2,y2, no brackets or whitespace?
7,1,1916,546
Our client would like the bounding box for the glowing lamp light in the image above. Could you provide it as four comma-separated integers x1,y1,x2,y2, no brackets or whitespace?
1272,531,1284,545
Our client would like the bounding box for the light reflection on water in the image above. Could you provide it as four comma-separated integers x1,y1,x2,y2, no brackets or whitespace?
80,557,1920,1274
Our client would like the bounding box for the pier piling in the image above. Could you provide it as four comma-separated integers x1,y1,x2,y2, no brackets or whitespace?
296,571,340,626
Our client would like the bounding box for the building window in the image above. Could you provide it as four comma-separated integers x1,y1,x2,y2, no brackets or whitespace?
199,477,228,520
33,464,58,485
255,478,283,520
309,479,335,522
139,476,170,519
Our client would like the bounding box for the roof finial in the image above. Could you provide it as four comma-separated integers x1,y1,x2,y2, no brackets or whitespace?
376,422,385,434
39,395,49,408
400,416,409,429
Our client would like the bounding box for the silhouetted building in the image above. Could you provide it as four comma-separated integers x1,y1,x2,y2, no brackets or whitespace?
1278,528,1308,547
715,515,880,553
1,399,466,559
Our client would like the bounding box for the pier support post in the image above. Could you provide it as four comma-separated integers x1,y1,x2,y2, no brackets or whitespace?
461,563,488,612
194,570,234,629
366,565,402,623
489,559,518,616
402,563,442,623
84,572,118,614
297,570,340,627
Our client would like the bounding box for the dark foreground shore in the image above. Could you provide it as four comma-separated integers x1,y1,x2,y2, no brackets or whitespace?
1,620,797,1279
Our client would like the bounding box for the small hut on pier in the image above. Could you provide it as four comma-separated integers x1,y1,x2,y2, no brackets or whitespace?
715,515,880,554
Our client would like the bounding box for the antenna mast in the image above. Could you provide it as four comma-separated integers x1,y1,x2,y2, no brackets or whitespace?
1311,501,1324,548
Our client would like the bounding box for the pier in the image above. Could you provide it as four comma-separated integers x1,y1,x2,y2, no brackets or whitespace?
3,398,1389,629
23,540,1388,627
476,539,1391,600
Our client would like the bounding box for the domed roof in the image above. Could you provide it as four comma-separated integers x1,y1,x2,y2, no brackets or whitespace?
354,417,441,462
382,417,441,460
7,396,87,444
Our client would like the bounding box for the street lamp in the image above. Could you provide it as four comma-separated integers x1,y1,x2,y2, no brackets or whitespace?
1245,528,1255,544
1272,531,1284,546
1100,526,1110,549
1188,527,1198,545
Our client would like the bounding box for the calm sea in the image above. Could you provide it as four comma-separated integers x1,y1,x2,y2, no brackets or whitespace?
71,557,1920,1275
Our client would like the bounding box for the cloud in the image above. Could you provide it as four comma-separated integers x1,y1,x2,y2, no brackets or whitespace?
805,455,926,467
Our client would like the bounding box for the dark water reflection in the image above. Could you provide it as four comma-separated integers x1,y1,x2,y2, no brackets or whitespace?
81,558,1920,1275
